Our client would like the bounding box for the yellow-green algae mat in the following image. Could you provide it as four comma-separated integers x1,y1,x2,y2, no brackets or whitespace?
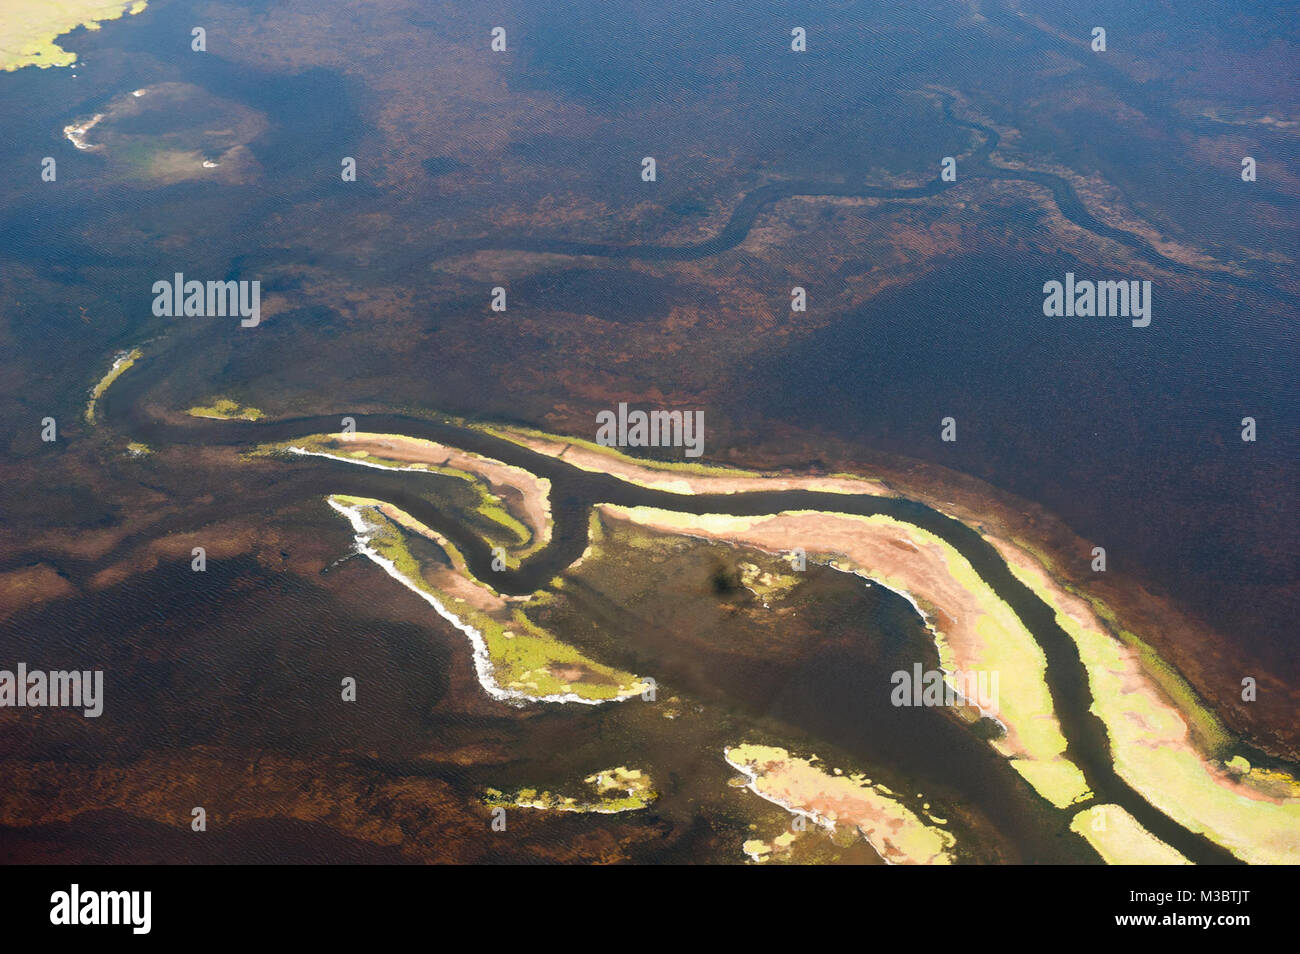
484,767,656,814
326,495,646,705
1,1,148,71
85,348,141,425
187,397,264,421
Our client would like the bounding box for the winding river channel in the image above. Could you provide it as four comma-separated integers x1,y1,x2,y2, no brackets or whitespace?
101,360,1241,863
89,94,1271,863
411,95,1284,301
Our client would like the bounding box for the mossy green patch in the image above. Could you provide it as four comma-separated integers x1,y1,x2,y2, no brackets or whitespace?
328,496,643,703
484,766,656,813
85,348,141,425
738,560,802,604
186,397,264,421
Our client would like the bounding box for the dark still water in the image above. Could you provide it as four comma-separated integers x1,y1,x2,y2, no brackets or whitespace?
736,245,1298,675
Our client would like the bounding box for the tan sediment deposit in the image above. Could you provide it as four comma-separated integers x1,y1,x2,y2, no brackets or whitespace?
0,563,77,618
725,743,955,864
88,520,292,591
289,432,551,558
482,423,892,498
1070,804,1190,865
343,432,549,546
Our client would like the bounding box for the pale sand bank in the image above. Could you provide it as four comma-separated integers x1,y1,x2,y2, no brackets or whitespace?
285,433,550,563
481,422,893,497
725,743,955,864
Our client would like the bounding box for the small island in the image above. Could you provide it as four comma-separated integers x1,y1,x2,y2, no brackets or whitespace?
186,397,264,421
